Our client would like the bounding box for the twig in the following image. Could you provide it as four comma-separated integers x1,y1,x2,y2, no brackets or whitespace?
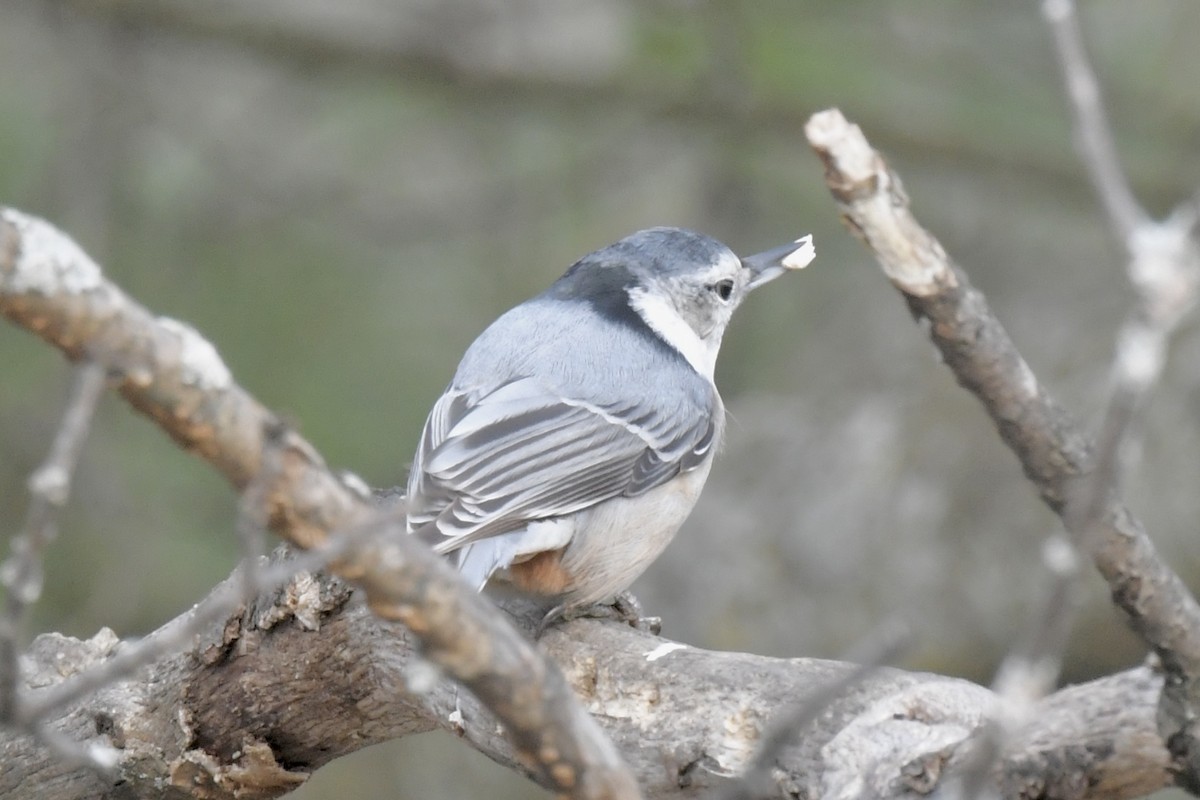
0,207,641,800
0,362,107,724
11,410,362,748
234,422,279,619
957,534,1084,800
1043,0,1198,542
1041,0,1147,242
33,724,121,776
1044,2,1200,787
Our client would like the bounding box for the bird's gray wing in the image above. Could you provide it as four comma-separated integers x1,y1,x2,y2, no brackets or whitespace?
407,376,716,554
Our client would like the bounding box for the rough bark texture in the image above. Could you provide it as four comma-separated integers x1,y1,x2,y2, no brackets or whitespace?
0,563,1174,799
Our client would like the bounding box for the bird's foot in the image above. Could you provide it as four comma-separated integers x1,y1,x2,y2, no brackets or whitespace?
610,591,662,635
535,591,661,638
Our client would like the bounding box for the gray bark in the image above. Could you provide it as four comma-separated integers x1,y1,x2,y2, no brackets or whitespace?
0,564,1173,799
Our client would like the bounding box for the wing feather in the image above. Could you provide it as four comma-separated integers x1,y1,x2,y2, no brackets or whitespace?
407,376,716,553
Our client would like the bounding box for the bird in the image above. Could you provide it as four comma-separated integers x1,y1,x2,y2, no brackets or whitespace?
405,226,814,627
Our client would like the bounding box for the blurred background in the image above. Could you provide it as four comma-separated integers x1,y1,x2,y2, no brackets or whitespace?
2,1,1199,797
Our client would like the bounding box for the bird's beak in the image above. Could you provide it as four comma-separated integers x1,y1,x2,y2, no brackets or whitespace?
742,234,815,291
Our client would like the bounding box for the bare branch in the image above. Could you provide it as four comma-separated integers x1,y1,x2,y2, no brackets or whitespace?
32,723,122,776
954,532,1086,800
1043,1,1200,553
0,559,1175,798
1042,0,1148,242
959,8,1200,790
233,418,291,623
0,362,106,725
805,107,1200,790
0,207,640,800
1043,3,1200,785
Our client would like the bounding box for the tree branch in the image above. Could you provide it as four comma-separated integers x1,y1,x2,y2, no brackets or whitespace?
804,106,1200,791
0,207,638,799
1,363,106,719
716,620,912,800
0,556,1174,799
1041,0,1147,243
0,360,114,773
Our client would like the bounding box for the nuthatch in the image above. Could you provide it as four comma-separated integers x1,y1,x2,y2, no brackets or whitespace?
406,227,814,622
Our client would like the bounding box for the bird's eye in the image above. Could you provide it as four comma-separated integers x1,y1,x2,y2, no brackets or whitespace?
710,279,735,302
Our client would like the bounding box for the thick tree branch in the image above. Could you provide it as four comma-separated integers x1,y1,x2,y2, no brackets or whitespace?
0,207,638,799
716,620,912,800
804,107,1200,790
0,557,1175,799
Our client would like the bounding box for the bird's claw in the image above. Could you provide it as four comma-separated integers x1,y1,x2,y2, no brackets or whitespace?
535,591,661,638
611,591,662,635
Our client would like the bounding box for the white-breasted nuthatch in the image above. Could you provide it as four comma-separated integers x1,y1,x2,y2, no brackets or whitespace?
406,227,814,620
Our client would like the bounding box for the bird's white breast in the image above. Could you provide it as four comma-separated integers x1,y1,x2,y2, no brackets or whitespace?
552,446,716,606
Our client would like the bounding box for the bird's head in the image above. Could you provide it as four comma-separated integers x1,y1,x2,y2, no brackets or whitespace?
556,227,814,379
